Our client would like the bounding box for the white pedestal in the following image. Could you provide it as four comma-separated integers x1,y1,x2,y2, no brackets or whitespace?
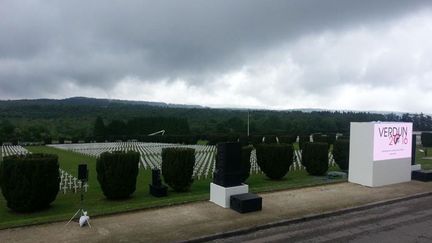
210,183,248,208
349,122,412,187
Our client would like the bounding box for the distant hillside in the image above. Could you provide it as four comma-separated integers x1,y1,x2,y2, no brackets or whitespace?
0,97,203,109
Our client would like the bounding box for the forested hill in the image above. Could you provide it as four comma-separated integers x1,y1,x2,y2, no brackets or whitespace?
0,97,431,143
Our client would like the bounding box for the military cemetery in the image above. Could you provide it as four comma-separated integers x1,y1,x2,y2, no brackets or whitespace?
2,1,432,241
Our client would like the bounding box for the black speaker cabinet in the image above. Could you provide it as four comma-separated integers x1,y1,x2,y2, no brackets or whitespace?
213,142,243,187
149,168,167,197
152,169,162,187
78,164,88,181
230,193,262,213
412,134,416,165
213,171,244,187
412,170,432,182
215,142,242,173
149,184,168,197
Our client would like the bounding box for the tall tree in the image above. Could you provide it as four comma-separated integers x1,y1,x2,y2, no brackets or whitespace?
93,116,106,138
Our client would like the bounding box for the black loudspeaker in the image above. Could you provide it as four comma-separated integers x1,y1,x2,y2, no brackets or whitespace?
149,169,167,197
152,169,162,187
215,142,242,173
78,164,88,181
230,193,262,213
213,142,243,187
412,134,417,165
213,172,244,187
412,170,432,182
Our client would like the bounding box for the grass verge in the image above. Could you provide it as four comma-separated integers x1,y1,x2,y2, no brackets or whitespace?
0,146,345,229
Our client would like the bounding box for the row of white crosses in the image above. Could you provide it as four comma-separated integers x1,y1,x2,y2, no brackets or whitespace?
49,142,337,180
1,145,30,158
59,169,89,194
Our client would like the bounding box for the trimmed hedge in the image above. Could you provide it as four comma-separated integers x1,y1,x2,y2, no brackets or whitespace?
0,154,60,212
278,135,297,144
327,133,337,145
263,135,278,144
256,144,294,180
250,135,264,145
240,145,253,182
162,147,195,192
96,151,140,199
333,139,350,171
313,135,331,150
302,142,329,176
421,132,432,147
298,135,310,150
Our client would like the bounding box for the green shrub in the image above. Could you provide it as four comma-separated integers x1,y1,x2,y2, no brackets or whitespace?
421,132,432,147
302,142,329,176
256,144,294,180
250,135,264,145
96,151,140,199
327,133,337,145
298,135,310,150
238,136,250,146
333,139,350,171
263,135,278,144
0,154,59,212
278,135,297,144
240,145,253,182
313,135,331,150
162,148,195,192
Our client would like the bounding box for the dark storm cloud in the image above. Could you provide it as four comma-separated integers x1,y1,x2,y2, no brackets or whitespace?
0,0,431,99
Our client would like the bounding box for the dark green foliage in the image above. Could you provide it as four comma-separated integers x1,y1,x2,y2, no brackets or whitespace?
338,135,350,140
302,142,329,176
298,135,310,150
240,146,253,182
0,154,59,212
421,132,432,147
238,136,251,146
161,148,195,192
278,135,297,144
250,135,264,145
333,139,350,171
206,135,238,145
263,135,277,144
96,151,140,199
256,144,294,180
1,97,432,143
313,134,331,150
93,116,106,140
327,133,337,145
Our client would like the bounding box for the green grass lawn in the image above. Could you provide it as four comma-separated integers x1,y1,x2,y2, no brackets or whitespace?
0,146,345,229
416,146,432,170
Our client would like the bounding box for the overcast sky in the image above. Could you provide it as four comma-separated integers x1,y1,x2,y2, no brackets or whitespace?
1,0,432,113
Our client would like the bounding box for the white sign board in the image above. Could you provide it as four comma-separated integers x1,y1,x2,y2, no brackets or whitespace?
373,123,413,161
349,122,412,187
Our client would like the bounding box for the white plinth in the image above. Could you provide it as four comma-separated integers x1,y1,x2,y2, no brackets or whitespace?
209,183,248,208
349,122,412,187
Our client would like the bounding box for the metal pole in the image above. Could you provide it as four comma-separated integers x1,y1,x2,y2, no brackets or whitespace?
247,110,250,137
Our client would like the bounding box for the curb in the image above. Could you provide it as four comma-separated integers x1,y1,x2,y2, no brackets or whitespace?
185,190,432,243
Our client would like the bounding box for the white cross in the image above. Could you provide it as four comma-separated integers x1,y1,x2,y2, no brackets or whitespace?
83,183,89,192
73,179,78,193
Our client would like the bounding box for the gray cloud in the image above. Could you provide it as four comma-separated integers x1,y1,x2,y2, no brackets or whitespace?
1,0,432,112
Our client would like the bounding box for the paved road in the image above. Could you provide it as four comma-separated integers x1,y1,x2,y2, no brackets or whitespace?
213,195,432,243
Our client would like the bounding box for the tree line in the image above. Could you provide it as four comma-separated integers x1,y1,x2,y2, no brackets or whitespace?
1,98,432,144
